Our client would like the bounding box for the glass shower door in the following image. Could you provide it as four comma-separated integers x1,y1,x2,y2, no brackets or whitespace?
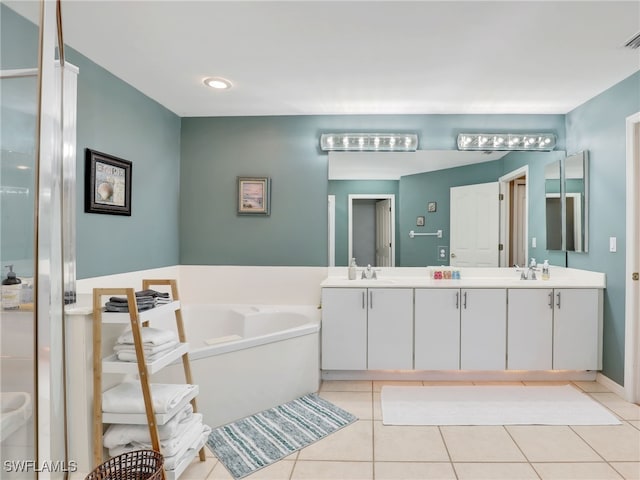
0,72,38,480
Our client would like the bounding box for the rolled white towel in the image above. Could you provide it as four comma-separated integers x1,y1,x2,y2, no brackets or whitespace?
103,404,193,448
116,327,177,346
102,382,196,414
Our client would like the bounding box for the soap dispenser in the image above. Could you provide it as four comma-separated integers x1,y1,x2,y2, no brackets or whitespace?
2,265,22,310
542,260,550,280
348,258,357,280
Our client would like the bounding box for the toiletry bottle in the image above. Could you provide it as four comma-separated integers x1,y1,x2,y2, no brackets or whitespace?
2,265,22,310
348,258,357,280
542,260,550,280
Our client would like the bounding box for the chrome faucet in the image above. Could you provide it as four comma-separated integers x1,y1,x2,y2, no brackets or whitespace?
361,264,377,280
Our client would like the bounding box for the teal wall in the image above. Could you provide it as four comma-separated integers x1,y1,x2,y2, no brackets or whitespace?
180,114,565,266
328,180,399,266
66,48,181,278
1,5,182,279
564,70,640,385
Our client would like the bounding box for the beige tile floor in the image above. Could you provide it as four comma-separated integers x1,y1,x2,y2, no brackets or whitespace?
181,381,640,480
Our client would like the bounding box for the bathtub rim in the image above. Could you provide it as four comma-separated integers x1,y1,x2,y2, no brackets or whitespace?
181,303,321,360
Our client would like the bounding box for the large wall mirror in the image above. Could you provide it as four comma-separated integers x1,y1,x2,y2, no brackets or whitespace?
545,150,589,252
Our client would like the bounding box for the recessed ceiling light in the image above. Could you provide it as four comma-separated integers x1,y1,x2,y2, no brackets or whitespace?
203,77,232,90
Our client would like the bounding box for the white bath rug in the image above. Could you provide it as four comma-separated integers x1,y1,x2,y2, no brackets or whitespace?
381,385,621,426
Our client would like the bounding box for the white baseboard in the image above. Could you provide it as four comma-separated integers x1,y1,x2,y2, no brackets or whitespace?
322,370,598,382
596,372,626,398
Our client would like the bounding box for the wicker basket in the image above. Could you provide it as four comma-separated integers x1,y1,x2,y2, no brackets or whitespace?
85,450,164,480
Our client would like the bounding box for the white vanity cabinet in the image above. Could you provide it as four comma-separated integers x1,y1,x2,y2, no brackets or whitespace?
320,270,604,377
321,288,368,370
552,288,601,370
460,289,507,370
414,289,461,370
367,288,413,369
321,287,413,370
507,288,601,371
507,288,554,370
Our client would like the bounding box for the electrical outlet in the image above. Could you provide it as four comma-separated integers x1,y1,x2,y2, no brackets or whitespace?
437,246,448,262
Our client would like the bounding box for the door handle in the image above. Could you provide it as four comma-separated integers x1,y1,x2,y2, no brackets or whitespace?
362,291,365,309
455,291,459,309
451,252,456,258
548,292,553,308
369,290,373,309
556,291,561,309
463,291,467,309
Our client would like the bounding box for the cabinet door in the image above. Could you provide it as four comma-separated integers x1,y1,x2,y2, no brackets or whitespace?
414,289,460,370
507,289,553,370
553,288,600,370
460,289,507,370
367,288,414,370
321,288,367,370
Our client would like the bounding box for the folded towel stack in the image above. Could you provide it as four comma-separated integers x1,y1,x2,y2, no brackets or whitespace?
113,327,179,362
103,382,197,414
104,289,172,312
103,386,211,471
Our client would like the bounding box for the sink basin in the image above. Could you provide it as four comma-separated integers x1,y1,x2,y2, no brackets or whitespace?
1,392,32,442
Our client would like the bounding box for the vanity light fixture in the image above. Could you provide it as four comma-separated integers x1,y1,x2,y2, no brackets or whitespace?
320,133,418,152
457,133,556,151
203,77,233,90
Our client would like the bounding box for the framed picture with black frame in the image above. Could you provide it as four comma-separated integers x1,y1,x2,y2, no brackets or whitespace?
85,148,132,216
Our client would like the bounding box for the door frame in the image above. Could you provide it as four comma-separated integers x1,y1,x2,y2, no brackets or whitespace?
348,194,395,267
625,111,640,402
328,195,336,267
498,166,529,267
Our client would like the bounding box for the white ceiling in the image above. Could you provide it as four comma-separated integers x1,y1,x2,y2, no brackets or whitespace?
8,0,639,118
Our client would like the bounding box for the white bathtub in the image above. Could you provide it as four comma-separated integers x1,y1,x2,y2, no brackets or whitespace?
151,304,321,427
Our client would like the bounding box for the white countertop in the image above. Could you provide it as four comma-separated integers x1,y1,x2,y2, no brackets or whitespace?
321,266,606,289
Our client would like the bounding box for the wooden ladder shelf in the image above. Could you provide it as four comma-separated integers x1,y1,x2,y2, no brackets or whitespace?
92,279,206,479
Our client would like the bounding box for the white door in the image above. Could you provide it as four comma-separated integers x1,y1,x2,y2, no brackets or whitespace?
375,199,392,266
450,182,500,266
415,289,461,370
367,288,413,369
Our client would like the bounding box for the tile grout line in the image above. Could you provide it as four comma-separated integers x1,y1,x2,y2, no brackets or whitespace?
501,424,543,480
437,426,459,480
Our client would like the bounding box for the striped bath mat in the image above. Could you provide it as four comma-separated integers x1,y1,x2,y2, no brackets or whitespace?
206,393,357,479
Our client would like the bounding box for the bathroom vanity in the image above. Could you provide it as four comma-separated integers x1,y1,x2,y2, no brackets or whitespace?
320,267,605,380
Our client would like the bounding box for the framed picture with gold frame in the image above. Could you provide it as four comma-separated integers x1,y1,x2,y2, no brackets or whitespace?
237,176,271,215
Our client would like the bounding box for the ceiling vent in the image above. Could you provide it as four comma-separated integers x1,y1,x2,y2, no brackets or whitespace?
625,32,640,49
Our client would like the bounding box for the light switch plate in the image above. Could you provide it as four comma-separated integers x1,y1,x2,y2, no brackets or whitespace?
532,237,537,248
609,236,617,253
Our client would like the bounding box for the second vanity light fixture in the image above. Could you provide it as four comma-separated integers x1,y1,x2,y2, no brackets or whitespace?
457,133,556,151
320,133,419,152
